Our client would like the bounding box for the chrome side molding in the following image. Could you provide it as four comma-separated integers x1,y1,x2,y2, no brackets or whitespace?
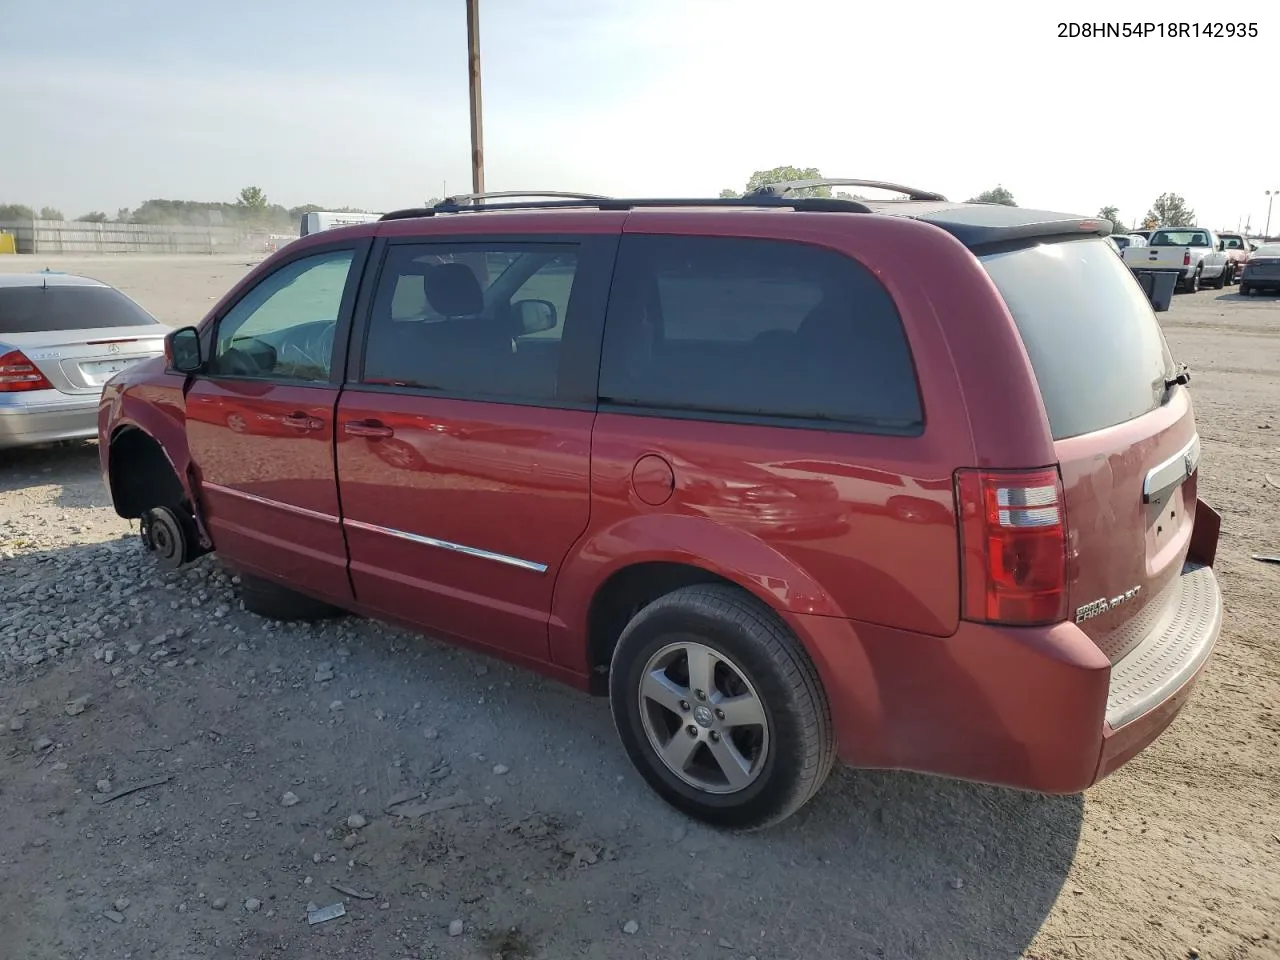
343,519,548,574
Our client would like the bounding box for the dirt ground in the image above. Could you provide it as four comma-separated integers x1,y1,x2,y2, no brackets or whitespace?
0,254,1277,960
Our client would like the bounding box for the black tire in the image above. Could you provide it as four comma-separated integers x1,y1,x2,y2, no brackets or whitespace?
608,584,835,830
237,572,343,622
1212,265,1227,290
1227,264,1238,285
1184,268,1201,293
1240,283,1252,297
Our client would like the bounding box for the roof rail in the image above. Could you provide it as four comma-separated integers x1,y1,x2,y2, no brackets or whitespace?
378,195,874,221
745,178,948,202
438,190,614,207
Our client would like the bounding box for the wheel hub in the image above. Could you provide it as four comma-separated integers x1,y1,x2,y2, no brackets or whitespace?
141,506,189,571
637,640,770,795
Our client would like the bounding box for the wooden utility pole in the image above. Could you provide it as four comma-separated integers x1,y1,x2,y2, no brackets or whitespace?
466,0,485,198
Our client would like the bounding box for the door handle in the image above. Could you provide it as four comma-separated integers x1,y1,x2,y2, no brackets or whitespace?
281,413,324,431
344,419,395,439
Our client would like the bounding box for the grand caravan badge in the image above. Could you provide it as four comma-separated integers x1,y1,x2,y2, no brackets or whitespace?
1075,585,1142,623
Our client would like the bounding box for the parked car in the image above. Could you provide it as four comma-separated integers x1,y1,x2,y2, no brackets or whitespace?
1110,234,1149,253
0,273,165,450
1122,226,1230,292
1239,242,1280,295
1216,232,1251,284
99,183,1223,829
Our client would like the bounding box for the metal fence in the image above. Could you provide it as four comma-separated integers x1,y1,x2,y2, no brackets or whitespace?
0,219,273,255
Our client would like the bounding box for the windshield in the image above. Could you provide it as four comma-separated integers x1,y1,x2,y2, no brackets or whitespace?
1252,244,1280,258
1220,235,1244,249
1150,229,1209,247
981,238,1176,441
0,284,160,334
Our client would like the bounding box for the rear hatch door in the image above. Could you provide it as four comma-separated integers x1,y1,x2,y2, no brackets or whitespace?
981,237,1197,663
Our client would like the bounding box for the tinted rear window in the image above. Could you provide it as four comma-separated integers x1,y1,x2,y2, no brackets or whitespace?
981,238,1174,441
1150,229,1210,247
0,285,159,334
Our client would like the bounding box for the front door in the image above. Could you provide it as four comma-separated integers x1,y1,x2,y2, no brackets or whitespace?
186,243,367,603
335,235,614,662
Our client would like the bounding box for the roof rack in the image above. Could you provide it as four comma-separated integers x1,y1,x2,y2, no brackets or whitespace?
378,195,874,221
439,190,614,207
745,178,947,202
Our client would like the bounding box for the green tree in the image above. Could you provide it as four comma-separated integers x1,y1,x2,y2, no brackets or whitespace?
718,188,741,198
115,207,132,223
288,203,325,218
236,186,268,211
0,203,36,220
39,206,65,220
1097,206,1122,229
969,185,1016,206
744,166,829,197
1144,193,1195,228
76,211,109,223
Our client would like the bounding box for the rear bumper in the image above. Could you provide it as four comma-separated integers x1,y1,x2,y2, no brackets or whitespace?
791,562,1221,794
0,393,100,450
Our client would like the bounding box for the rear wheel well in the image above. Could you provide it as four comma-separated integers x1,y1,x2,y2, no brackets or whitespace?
586,562,743,696
108,428,184,518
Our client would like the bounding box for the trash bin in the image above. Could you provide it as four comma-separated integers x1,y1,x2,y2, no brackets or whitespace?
1132,268,1179,313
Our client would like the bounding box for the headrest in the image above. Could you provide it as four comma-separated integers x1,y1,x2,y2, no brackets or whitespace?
423,262,483,316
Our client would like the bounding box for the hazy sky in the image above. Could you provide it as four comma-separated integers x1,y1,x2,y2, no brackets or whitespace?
5,0,1278,231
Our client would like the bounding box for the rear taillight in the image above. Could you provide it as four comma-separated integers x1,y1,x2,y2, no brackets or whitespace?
0,350,54,392
955,467,1068,625
1183,251,1191,266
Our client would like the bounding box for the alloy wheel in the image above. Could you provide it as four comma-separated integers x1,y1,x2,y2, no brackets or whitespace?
637,640,770,794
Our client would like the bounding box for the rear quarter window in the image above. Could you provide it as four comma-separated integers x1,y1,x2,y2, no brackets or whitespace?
598,235,923,434
0,284,159,334
981,238,1175,441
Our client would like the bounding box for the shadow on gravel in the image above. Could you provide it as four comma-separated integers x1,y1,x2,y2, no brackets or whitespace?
0,536,1083,960
1214,290,1280,302
0,440,102,499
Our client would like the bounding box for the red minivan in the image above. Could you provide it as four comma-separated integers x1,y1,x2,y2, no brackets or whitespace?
99,181,1223,829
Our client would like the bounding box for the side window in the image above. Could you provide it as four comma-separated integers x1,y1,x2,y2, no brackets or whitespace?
598,235,922,433
361,242,580,402
210,249,355,381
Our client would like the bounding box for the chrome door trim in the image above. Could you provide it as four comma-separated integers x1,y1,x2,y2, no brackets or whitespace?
343,518,548,573
1142,434,1200,505
201,483,339,524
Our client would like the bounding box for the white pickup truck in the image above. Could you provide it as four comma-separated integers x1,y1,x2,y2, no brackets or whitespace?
1121,226,1230,292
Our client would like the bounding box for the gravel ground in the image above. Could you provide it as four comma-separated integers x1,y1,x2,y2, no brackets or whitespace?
1,256,1278,960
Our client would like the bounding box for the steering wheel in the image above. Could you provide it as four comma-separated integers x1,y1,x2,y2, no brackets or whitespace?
217,347,260,377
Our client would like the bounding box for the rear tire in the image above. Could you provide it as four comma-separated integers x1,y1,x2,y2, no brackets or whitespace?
1240,283,1252,297
237,573,344,622
608,584,835,830
1184,268,1201,293
1212,266,1227,290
